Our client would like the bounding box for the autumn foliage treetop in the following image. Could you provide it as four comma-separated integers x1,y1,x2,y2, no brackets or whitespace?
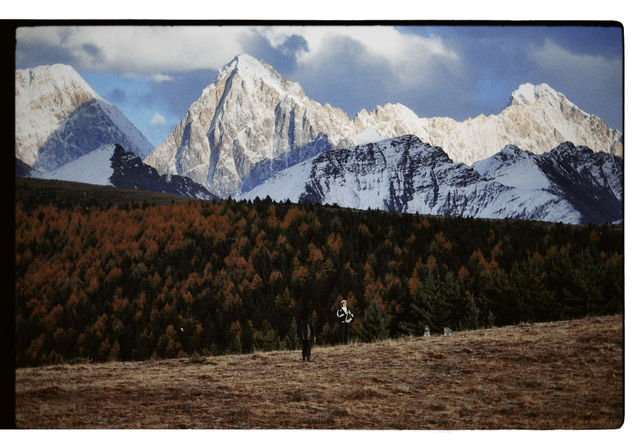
15,184,623,366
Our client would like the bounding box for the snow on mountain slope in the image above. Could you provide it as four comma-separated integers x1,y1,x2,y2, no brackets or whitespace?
239,133,333,193
146,54,622,198
534,142,623,222
240,135,622,224
36,144,116,185
35,144,215,199
242,156,317,203
473,145,551,190
475,142,623,220
352,127,383,145
15,64,154,171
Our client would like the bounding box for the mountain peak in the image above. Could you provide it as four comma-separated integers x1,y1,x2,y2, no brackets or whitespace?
213,53,302,99
234,53,263,67
221,53,265,74
499,144,532,158
508,82,564,106
16,63,101,103
217,54,275,81
546,141,594,159
15,63,154,169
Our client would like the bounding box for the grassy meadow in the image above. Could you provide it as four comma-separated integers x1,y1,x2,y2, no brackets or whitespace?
15,314,623,429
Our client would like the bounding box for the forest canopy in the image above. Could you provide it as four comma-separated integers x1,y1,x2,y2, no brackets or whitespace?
15,185,624,367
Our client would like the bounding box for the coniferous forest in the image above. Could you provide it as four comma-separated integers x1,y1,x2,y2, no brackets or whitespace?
14,180,624,367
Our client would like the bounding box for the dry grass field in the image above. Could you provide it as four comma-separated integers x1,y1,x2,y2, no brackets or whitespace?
15,315,623,430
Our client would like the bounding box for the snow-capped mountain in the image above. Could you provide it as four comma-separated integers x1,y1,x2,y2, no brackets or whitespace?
473,143,622,223
145,54,622,197
352,83,623,166
145,54,355,197
240,135,622,224
15,56,623,223
15,64,154,172
33,144,215,200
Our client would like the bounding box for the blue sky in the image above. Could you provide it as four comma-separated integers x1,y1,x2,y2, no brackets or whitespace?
15,23,624,148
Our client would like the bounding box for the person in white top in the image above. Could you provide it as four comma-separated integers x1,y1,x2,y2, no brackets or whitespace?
336,299,354,344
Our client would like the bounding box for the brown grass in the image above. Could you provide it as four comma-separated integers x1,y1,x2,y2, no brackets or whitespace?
15,315,624,429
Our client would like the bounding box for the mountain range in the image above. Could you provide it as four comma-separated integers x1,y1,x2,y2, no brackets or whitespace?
14,55,624,224
239,135,622,224
144,54,622,198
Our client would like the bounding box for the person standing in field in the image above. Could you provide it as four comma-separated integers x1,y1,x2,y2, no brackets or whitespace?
297,311,316,362
336,299,354,344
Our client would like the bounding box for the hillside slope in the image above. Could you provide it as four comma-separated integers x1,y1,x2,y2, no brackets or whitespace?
15,315,623,429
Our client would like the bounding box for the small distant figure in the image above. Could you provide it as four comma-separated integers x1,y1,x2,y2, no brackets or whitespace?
336,299,354,344
423,326,431,337
443,327,453,336
297,312,316,362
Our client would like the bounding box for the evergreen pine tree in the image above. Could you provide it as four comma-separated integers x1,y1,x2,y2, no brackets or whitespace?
359,297,390,342
284,317,299,350
510,259,557,323
398,269,446,335
230,334,243,354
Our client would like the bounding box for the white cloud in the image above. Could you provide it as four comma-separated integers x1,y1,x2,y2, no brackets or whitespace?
17,26,65,46
261,25,462,88
150,112,166,126
17,26,253,74
16,25,463,86
253,26,470,117
529,38,621,82
262,26,458,63
150,74,174,83
528,38,622,129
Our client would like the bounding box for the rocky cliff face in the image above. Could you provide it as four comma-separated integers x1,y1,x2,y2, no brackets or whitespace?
145,55,622,197
241,135,622,224
15,64,154,171
145,54,355,197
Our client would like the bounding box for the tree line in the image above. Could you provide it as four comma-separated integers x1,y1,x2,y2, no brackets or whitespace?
15,195,624,366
